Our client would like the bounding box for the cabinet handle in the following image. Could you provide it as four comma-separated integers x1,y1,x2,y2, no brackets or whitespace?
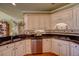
58,18,62,20
6,46,8,48
13,48,15,50
75,46,77,47
16,48,17,49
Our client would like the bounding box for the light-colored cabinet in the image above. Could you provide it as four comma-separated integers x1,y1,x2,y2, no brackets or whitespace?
43,38,52,53
40,14,51,30
52,38,60,55
59,44,70,56
25,39,31,54
73,5,79,30
0,43,14,56
0,39,31,56
51,8,75,30
70,42,79,56
28,14,40,30
14,40,26,56
24,14,51,30
52,38,70,56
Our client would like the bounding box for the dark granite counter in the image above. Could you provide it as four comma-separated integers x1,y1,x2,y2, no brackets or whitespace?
0,33,79,46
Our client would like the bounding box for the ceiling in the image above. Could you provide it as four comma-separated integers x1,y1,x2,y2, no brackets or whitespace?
0,3,70,19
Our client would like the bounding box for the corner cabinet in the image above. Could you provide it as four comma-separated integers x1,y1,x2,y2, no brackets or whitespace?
70,42,79,56
52,38,70,56
51,8,75,30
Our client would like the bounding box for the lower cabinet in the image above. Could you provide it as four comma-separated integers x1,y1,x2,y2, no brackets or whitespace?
0,39,31,56
59,43,70,56
14,40,26,56
70,42,79,56
0,43,15,56
52,38,60,55
25,39,32,54
43,38,52,53
52,38,70,56
0,38,79,56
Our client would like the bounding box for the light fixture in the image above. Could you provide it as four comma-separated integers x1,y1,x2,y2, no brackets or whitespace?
12,3,16,6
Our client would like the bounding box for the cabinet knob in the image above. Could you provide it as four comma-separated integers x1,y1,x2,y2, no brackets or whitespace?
58,18,62,20
75,46,77,47
6,46,8,48
16,48,17,49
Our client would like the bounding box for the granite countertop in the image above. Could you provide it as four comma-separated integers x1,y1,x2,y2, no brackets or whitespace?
44,31,79,36
0,32,79,46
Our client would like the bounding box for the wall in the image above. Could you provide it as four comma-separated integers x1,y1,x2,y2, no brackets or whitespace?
0,10,24,36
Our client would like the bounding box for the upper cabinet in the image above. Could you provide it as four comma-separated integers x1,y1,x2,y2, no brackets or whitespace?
73,5,79,30
24,5,79,31
51,8,75,30
24,14,51,30
41,14,51,30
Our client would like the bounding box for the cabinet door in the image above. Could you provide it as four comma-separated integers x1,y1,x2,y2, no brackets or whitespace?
14,40,26,56
70,43,79,56
24,14,29,30
73,6,79,30
0,43,14,56
15,45,24,56
43,38,52,53
73,47,79,56
51,8,74,30
2,47,14,56
39,14,45,30
51,38,54,52
25,39,31,54
52,38,70,56
58,39,70,56
43,14,51,30
24,14,51,30
27,14,35,30
59,43,70,56
53,39,60,55
26,14,40,30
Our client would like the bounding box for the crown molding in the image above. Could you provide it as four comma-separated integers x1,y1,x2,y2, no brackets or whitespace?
22,11,51,14
23,4,78,14
50,3,77,13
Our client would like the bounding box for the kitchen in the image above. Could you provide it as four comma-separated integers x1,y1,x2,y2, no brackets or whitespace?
0,3,79,56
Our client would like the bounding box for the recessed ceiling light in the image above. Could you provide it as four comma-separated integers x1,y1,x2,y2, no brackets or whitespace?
12,3,16,6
